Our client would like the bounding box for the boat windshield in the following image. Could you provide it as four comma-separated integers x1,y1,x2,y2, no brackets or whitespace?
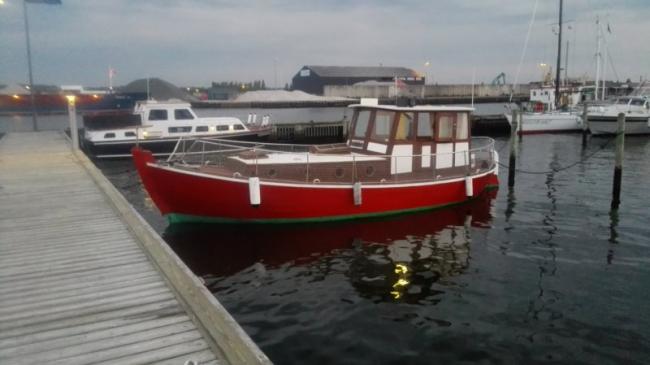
615,98,631,105
630,99,646,106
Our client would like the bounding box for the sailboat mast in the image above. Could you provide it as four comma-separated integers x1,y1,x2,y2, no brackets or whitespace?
554,0,563,108
595,17,601,101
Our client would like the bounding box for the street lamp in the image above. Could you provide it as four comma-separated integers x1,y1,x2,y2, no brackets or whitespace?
424,61,431,84
21,0,62,131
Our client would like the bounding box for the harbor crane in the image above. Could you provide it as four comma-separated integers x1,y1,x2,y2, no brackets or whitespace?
491,72,507,85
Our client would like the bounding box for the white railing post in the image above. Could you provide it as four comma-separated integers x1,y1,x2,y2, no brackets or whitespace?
306,152,310,182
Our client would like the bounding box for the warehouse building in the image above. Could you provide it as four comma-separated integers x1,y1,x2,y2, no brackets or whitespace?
291,65,423,95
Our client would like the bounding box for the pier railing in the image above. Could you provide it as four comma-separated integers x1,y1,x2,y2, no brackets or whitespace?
168,137,496,185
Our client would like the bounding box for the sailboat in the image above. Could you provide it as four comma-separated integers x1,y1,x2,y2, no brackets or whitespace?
506,0,583,134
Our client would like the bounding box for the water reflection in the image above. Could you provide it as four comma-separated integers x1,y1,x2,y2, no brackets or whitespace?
164,190,496,303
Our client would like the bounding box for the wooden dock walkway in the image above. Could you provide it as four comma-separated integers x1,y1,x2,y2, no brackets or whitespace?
0,132,270,365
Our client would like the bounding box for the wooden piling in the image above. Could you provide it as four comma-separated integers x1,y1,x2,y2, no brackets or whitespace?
610,112,625,210
581,103,589,147
508,110,519,187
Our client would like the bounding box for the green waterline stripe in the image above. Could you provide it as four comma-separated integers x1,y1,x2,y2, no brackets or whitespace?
167,185,498,225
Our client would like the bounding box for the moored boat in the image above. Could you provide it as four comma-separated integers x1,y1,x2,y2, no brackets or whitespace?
82,99,271,158
505,110,583,134
133,100,499,223
587,96,650,135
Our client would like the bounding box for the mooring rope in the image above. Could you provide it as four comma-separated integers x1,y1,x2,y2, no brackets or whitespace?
497,134,618,174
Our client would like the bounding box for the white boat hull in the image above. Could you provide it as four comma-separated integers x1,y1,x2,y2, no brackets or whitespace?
505,112,583,134
588,117,650,135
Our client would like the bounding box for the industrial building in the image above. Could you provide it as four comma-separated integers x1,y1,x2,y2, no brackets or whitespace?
291,65,422,95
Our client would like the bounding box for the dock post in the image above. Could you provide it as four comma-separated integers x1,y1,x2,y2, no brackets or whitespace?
610,112,625,210
508,110,519,187
66,95,79,150
512,109,524,142
582,103,589,147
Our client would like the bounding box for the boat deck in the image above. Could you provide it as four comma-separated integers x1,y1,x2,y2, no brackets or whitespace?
0,132,268,364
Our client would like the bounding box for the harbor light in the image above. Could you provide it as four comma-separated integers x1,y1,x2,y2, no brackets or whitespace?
65,94,76,104
12,94,20,99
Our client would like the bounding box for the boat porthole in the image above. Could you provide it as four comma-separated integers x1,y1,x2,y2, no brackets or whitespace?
335,167,344,178
366,166,375,177
268,168,277,177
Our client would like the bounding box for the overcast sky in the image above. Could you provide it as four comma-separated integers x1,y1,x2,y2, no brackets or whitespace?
1,0,648,88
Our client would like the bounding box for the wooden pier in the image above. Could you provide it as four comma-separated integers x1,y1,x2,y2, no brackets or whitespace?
0,132,270,365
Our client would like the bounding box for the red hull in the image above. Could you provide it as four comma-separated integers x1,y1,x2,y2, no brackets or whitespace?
133,148,499,223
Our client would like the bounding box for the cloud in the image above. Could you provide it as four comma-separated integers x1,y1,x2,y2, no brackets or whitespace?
1,0,648,86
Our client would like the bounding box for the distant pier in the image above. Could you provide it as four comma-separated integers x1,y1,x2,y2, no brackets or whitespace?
0,132,270,365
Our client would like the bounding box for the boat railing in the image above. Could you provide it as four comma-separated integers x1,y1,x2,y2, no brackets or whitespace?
168,137,496,185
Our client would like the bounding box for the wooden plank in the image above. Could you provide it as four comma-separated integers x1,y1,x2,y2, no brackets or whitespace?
0,316,190,357
5,323,200,365
0,299,181,340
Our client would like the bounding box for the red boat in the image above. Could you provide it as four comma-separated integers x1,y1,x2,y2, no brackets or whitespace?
133,101,499,223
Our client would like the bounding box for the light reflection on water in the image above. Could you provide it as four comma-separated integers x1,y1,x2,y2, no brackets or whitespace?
8,112,650,364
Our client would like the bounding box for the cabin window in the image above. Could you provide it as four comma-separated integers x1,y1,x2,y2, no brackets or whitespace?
395,112,414,141
124,131,136,137
217,125,229,131
104,133,115,139
196,126,209,132
436,113,454,141
416,112,433,138
148,109,167,121
354,110,371,138
533,91,537,96
371,111,394,141
233,124,245,130
174,109,194,120
631,99,645,106
456,113,469,140
168,126,192,133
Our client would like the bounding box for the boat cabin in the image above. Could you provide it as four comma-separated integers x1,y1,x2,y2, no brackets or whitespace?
187,101,490,185
83,100,253,144
614,96,649,109
347,102,473,175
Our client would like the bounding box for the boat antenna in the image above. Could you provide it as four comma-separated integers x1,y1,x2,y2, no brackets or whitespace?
554,0,563,109
471,67,476,108
509,0,539,104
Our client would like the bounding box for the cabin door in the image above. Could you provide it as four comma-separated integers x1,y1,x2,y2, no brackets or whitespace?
414,112,434,170
390,112,414,174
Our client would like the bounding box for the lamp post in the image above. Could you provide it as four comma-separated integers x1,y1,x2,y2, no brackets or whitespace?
273,57,278,89
423,61,431,84
20,0,62,131
421,61,431,99
23,0,38,131
66,94,78,150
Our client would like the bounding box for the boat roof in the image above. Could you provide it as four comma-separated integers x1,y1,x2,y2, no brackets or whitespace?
135,99,192,108
349,104,474,112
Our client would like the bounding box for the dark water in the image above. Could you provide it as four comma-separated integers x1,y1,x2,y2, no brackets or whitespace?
4,112,650,364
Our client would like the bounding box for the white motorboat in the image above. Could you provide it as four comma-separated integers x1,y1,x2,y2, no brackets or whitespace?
588,96,650,135
81,99,271,158
505,110,583,134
